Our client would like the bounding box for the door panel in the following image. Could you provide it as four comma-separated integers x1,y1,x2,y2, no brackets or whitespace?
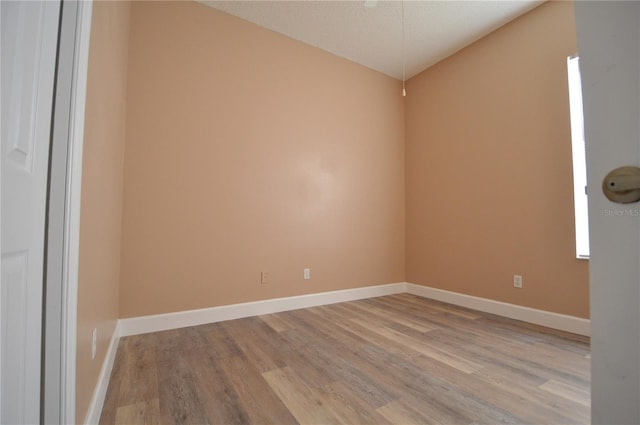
575,2,640,423
1,1,61,423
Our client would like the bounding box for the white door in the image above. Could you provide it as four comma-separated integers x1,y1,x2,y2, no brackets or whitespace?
574,2,640,424
1,1,61,423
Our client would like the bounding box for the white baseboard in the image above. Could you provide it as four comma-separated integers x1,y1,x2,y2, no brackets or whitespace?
117,282,590,338
406,283,591,336
83,328,120,425
118,282,406,337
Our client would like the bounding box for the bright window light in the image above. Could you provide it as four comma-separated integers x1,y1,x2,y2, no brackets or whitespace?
567,56,590,259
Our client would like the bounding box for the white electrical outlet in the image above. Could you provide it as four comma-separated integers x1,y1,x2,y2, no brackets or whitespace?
261,271,270,284
513,275,523,288
91,328,97,360
303,268,310,280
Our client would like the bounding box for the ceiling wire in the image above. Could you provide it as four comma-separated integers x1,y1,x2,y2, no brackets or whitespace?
402,0,406,97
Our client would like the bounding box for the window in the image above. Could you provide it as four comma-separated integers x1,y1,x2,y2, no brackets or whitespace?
567,55,590,259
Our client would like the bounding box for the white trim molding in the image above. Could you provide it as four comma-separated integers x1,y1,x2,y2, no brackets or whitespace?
118,283,406,337
83,328,119,425
406,283,591,336
64,1,93,423
117,282,590,338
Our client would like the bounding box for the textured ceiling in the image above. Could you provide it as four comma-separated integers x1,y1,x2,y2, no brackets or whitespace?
201,0,544,80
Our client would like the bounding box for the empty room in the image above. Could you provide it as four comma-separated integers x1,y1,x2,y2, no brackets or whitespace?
6,0,635,424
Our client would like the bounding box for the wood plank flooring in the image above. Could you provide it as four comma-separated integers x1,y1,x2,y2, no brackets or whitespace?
100,293,590,424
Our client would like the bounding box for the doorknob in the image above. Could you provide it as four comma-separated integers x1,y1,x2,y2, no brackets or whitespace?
602,166,640,203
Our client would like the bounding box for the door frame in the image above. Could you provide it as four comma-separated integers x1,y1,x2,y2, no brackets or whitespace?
52,1,93,423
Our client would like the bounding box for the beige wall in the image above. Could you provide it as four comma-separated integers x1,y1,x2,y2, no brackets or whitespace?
119,1,406,318
405,1,589,318
76,1,130,421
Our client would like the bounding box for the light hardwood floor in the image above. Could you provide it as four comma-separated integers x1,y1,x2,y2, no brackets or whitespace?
100,293,590,424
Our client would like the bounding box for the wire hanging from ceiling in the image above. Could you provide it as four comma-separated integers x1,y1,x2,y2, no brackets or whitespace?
402,0,406,97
